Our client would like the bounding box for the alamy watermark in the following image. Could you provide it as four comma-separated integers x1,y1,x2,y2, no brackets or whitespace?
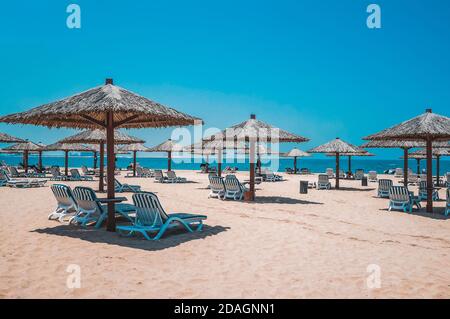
66,264,81,289
367,4,382,29
66,4,81,29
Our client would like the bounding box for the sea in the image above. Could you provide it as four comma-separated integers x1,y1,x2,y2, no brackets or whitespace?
1,154,449,175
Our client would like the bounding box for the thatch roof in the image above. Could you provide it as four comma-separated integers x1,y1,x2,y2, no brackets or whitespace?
149,139,184,152
363,109,450,141
43,143,94,152
283,148,310,157
204,115,309,143
235,143,278,155
59,129,144,145
0,79,201,129
0,132,25,143
118,143,151,152
308,138,363,154
360,139,449,149
2,141,43,152
409,148,450,157
326,151,374,157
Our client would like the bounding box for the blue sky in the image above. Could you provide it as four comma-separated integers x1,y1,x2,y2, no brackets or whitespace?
0,0,449,159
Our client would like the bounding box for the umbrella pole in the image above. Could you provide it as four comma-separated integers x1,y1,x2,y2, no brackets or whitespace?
294,156,297,174
24,150,29,173
416,159,420,174
38,151,43,171
168,151,172,171
106,111,116,232
249,139,256,200
64,150,69,176
426,138,433,213
93,151,97,170
348,155,351,175
335,153,340,189
133,151,137,177
436,155,440,186
99,143,105,192
403,148,409,186
217,151,222,177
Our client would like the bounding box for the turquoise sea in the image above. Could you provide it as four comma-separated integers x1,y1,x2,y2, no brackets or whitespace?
1,154,449,175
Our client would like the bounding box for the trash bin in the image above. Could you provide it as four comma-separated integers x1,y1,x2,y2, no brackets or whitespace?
300,181,308,194
361,177,368,186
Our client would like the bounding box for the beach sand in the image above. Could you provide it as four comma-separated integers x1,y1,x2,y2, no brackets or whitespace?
0,170,449,298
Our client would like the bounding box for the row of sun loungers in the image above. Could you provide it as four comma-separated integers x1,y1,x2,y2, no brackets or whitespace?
209,175,249,200
0,169,47,188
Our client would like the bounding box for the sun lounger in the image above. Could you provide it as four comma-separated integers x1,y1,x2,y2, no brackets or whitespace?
446,188,449,217
300,168,311,175
117,192,207,240
1,169,47,188
115,178,141,193
50,167,68,181
406,173,419,185
355,169,364,180
388,186,413,213
166,170,187,183
70,186,135,228
377,179,392,198
133,166,153,178
70,168,94,181
394,168,403,178
48,184,78,222
317,174,331,190
30,166,46,178
223,175,248,200
154,170,169,183
418,181,439,201
208,175,225,199
326,168,334,179
8,166,27,178
368,171,377,182
81,165,95,176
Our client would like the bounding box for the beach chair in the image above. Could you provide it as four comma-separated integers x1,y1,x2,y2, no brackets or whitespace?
326,168,334,179
81,165,95,176
154,170,169,183
300,168,311,175
117,192,207,240
134,166,152,178
115,178,141,193
50,167,68,181
0,169,47,188
70,168,94,181
208,175,225,199
223,175,248,200
30,166,46,178
0,169,8,186
48,184,78,222
446,188,450,217
394,168,403,178
285,167,295,174
388,186,413,213
377,179,392,198
418,181,439,201
368,171,377,182
355,169,364,180
166,170,187,183
8,166,27,178
407,173,419,185
70,186,135,228
317,174,331,190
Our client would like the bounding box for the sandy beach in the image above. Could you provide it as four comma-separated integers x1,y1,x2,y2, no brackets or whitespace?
0,170,449,299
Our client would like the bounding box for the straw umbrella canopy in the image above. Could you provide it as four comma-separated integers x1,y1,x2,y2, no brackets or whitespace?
283,148,310,174
0,78,200,231
59,129,144,191
2,141,43,172
326,151,374,175
148,139,184,171
203,114,309,200
409,148,450,185
308,138,364,189
43,143,94,176
360,139,449,185
363,109,450,212
118,143,151,176
0,132,25,143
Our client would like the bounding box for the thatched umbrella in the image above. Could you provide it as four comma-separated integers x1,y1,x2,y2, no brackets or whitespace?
149,139,184,171
360,139,448,185
409,148,449,186
363,109,450,212
2,141,44,173
326,151,374,176
308,138,364,189
283,148,310,174
235,143,279,174
44,143,94,175
59,129,144,191
0,132,25,143
118,143,151,176
184,139,233,175
203,114,308,200
0,79,200,231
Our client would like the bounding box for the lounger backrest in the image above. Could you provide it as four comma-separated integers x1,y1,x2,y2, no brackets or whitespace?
50,167,60,177
224,175,241,192
73,186,101,214
132,192,168,226
446,172,450,184
81,166,87,174
0,169,9,182
419,181,427,191
9,166,20,176
114,178,122,188
51,184,77,208
209,175,224,191
389,186,409,202
395,168,403,175
318,174,329,184
154,170,163,179
378,179,393,191
409,174,418,182
355,169,364,177
70,169,81,178
166,171,177,179
136,166,144,175
369,171,377,177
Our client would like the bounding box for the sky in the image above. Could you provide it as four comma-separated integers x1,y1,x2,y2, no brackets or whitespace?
0,0,449,159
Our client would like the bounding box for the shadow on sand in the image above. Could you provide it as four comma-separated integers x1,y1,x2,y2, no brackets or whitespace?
32,224,229,251
251,196,323,205
334,187,376,192
378,207,449,220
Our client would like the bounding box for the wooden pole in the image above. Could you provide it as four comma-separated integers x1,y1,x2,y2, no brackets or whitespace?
106,110,116,231
99,142,105,192
348,155,351,175
24,150,29,173
93,151,97,170
64,150,69,176
217,151,222,177
38,151,43,171
294,156,297,174
168,151,172,171
403,148,409,186
133,151,137,177
416,158,420,174
436,155,440,186
249,139,256,200
426,138,433,213
335,152,340,189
